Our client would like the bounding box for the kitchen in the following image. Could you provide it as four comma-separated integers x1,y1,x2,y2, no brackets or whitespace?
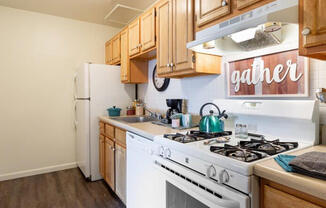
0,0,326,208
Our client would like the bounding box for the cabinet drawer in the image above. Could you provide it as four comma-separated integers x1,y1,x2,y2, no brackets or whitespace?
115,128,126,147
99,122,105,135
105,124,115,139
263,185,322,208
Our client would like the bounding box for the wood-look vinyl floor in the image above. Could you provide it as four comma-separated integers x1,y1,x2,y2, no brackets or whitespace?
0,168,125,208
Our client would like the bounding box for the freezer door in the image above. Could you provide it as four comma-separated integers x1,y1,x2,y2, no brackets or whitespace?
75,63,90,99
75,99,90,178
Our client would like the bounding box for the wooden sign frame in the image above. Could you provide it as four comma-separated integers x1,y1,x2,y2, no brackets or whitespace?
226,50,309,98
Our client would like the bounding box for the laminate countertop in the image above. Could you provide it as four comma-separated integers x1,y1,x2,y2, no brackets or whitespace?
99,116,198,140
254,145,326,200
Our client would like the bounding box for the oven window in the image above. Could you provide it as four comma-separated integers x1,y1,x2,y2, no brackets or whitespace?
166,182,209,208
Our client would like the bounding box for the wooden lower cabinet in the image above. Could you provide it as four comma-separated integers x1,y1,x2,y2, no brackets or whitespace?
105,137,115,190
115,144,126,204
99,134,105,178
99,121,127,204
260,178,326,208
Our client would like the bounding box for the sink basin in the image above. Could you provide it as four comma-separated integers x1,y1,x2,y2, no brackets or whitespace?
111,116,158,123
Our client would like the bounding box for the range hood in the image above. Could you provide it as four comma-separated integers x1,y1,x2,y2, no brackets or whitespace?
187,0,298,56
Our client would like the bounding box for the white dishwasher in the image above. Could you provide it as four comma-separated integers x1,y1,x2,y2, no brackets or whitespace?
126,132,163,208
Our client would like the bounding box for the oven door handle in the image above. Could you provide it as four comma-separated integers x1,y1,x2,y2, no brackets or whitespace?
153,156,249,208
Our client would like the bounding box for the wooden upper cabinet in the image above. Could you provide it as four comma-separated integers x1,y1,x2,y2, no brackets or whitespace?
105,137,115,190
105,40,113,64
299,0,326,60
129,19,141,56
157,0,173,75
173,0,194,72
120,28,129,82
237,0,262,9
112,34,121,64
141,8,156,52
196,0,231,27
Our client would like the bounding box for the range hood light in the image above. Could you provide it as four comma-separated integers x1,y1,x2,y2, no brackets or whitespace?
203,40,216,49
229,27,257,43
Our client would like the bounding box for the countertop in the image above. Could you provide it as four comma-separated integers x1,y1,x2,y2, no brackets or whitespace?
99,116,198,140
254,145,326,200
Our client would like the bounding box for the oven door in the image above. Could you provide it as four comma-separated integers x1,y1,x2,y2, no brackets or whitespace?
153,156,250,208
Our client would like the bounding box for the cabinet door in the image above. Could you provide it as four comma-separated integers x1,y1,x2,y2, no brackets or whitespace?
105,138,115,190
120,28,129,82
112,34,121,64
263,185,322,208
196,0,231,27
99,134,105,178
300,0,326,48
237,0,262,9
105,40,112,64
115,144,126,204
173,0,194,72
129,19,141,56
157,0,173,75
141,8,156,52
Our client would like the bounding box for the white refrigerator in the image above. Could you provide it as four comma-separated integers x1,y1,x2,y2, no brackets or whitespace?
74,63,134,181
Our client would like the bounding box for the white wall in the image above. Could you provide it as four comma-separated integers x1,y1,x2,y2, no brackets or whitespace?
139,59,326,116
138,60,225,114
0,6,119,180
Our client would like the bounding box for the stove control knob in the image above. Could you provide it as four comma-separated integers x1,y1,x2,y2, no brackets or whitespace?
219,169,230,184
164,148,171,158
206,165,217,178
159,146,164,156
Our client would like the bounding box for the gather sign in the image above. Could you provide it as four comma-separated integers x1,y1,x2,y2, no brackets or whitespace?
228,50,307,97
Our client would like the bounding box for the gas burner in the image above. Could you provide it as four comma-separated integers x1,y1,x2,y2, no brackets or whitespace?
210,145,267,162
210,138,299,162
239,138,298,155
163,131,232,144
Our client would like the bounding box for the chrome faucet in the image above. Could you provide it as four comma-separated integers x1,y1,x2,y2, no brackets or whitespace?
144,108,162,120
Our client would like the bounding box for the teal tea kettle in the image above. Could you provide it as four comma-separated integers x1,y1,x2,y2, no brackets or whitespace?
199,103,228,133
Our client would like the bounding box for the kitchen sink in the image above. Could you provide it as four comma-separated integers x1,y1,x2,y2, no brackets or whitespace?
111,116,159,123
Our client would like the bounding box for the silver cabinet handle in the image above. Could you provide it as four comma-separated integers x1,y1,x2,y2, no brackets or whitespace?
302,27,311,36
166,63,170,67
222,0,227,6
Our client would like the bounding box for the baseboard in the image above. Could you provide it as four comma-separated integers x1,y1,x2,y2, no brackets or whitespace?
0,162,77,181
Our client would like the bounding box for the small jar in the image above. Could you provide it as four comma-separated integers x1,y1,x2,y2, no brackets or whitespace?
171,118,180,128
135,104,144,116
126,106,135,115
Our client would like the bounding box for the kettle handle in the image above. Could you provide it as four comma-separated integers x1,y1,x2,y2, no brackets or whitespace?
200,103,221,117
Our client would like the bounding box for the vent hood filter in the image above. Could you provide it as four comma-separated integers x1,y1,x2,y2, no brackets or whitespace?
229,23,282,51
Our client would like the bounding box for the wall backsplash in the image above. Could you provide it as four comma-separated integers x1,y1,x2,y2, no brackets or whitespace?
138,58,326,143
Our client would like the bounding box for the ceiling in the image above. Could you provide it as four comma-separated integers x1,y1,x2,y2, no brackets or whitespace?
0,0,157,28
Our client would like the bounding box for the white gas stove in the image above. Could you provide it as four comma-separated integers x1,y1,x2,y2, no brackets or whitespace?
152,100,319,208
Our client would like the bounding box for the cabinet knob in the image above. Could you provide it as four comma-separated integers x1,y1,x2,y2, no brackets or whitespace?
302,27,311,36
222,0,227,6
166,63,170,67
170,63,174,67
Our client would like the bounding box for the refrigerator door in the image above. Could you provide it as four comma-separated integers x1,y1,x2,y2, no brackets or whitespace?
89,64,135,181
75,99,90,179
75,63,90,99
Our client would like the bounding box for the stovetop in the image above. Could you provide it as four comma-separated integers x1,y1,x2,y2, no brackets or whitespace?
163,131,299,163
